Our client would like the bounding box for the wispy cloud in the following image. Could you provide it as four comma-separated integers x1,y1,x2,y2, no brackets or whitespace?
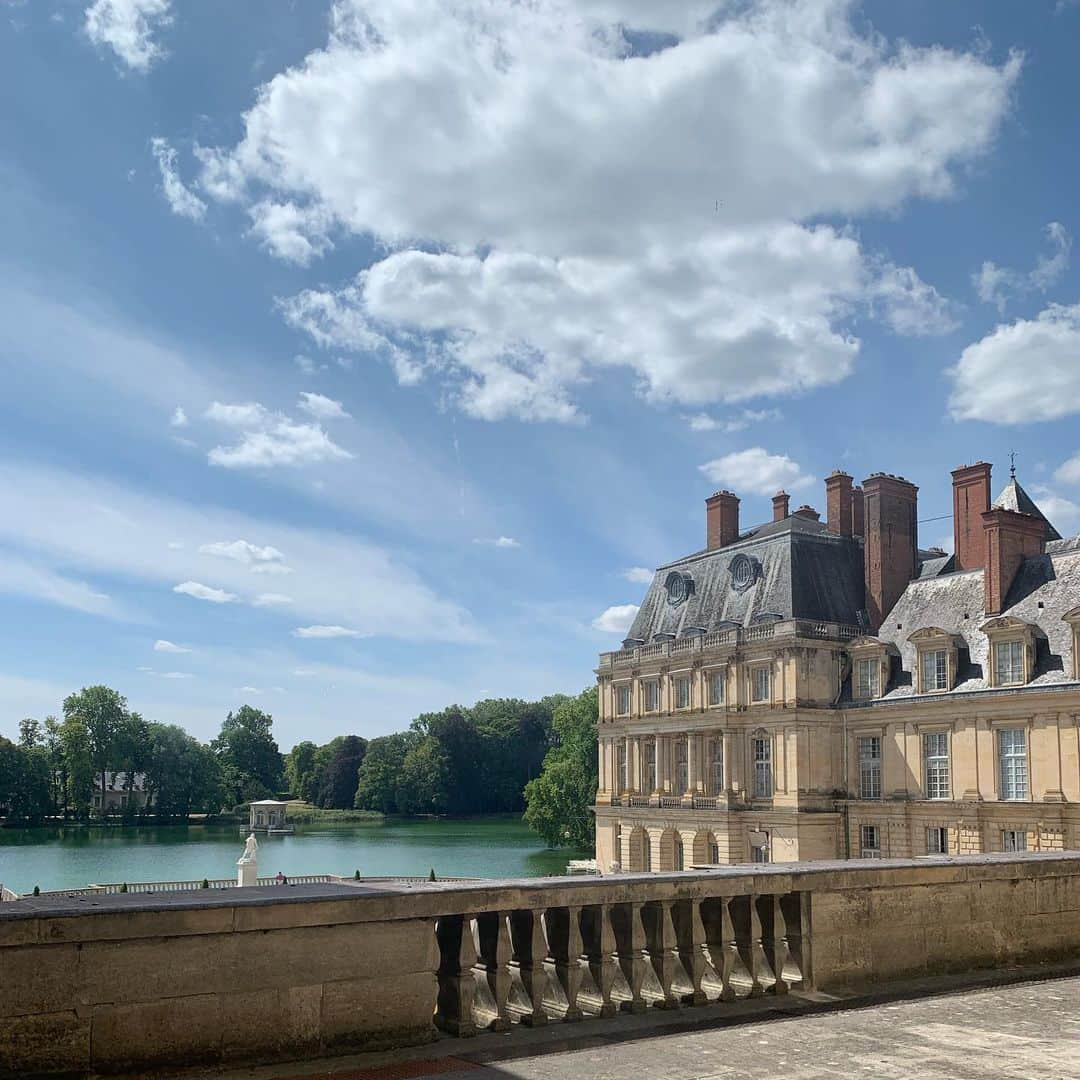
293,624,364,639
204,400,351,469
297,391,350,420
973,222,1072,311
622,567,653,584
151,138,206,221
153,639,191,653
173,581,237,604
85,0,171,72
473,536,521,549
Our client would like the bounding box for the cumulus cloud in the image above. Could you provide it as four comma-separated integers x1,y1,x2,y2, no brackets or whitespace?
473,536,521,549
699,447,815,496
204,400,352,469
199,0,1013,422
622,567,654,584
293,624,364,638
973,222,1072,312
151,137,206,221
297,391,350,420
592,604,640,633
949,304,1080,423
153,639,190,653
84,0,171,72
1030,483,1080,536
172,581,237,604
170,406,188,428
199,539,289,570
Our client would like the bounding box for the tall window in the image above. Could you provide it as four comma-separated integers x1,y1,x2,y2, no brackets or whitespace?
752,735,773,798
643,680,659,712
675,740,688,793
674,834,684,872
751,665,771,703
994,641,1025,686
856,658,880,699
645,741,657,793
643,835,652,871
617,741,627,792
616,685,631,716
675,676,691,710
858,736,882,800
751,840,769,864
920,649,949,692
923,731,950,799
711,738,724,794
860,825,881,858
1001,829,1027,853
927,826,948,855
709,670,724,706
999,728,1028,801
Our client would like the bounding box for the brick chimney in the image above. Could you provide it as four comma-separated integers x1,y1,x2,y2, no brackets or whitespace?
705,490,740,550
862,473,919,630
772,490,790,522
793,505,820,521
982,508,1046,616
825,470,854,537
851,485,865,539
951,461,992,572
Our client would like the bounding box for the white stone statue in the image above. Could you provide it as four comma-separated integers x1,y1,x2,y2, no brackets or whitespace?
238,833,258,865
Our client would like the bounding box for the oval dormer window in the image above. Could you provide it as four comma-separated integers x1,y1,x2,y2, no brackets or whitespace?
730,553,760,592
665,570,694,607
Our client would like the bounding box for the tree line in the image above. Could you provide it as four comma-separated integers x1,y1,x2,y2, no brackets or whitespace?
0,683,599,848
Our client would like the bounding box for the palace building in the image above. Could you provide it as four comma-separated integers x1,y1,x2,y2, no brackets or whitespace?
594,460,1080,871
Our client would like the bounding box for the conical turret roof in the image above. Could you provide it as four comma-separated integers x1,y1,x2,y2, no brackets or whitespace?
993,475,1061,541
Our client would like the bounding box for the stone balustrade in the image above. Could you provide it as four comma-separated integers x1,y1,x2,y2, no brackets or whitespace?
3,854,1080,1077
599,620,861,668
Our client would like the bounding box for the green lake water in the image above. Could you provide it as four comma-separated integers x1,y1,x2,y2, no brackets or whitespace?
0,816,586,894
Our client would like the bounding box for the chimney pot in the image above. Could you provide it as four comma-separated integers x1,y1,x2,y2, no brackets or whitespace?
772,490,790,522
793,505,820,521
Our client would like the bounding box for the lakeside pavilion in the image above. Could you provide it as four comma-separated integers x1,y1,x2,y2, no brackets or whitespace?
248,799,292,833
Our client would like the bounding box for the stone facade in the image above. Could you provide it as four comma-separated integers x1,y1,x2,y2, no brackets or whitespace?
595,459,1080,872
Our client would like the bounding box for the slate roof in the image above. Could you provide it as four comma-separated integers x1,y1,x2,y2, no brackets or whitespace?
623,516,865,644
994,477,1062,541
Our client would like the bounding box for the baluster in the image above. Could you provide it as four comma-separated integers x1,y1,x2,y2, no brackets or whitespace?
780,892,805,987
476,910,513,1031
435,915,478,1036
701,896,737,1001
760,895,789,995
731,894,765,997
672,899,708,1005
643,900,681,1009
546,905,584,1021
509,909,550,1026
611,901,647,1013
581,904,617,1017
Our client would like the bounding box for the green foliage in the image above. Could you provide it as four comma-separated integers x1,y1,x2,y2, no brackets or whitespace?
212,705,283,804
63,685,130,818
316,735,368,808
119,882,127,893
201,878,209,889
0,737,52,823
354,731,417,813
523,687,598,849
284,741,318,802
145,724,223,819
58,715,95,818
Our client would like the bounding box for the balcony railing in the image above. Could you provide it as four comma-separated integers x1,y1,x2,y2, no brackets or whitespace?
599,620,862,667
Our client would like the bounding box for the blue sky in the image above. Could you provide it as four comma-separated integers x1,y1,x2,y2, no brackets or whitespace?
2,0,1080,748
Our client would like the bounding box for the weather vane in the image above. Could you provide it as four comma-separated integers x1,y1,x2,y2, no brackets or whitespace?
1008,449,1018,479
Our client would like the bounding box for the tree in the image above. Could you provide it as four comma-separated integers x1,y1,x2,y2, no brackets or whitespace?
145,724,222,818
354,732,417,813
316,735,367,809
0,737,52,824
396,736,452,815
285,740,318,801
212,705,283,804
58,714,95,818
42,717,66,815
524,687,598,848
63,686,129,818
18,717,42,749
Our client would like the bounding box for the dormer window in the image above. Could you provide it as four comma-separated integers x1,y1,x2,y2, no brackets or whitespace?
908,628,957,694
1063,607,1080,680
848,637,891,701
981,617,1035,689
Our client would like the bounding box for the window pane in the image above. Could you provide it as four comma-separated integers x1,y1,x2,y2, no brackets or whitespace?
927,827,947,854
711,738,724,793
921,649,948,691
753,736,772,797
676,677,690,709
856,658,880,698
644,682,658,712
999,728,1028,800
858,736,882,799
995,641,1025,685
709,671,724,706
751,666,770,702
646,743,657,792
923,731,950,799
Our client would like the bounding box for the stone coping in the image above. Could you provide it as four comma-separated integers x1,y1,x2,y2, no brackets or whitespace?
4,851,1079,928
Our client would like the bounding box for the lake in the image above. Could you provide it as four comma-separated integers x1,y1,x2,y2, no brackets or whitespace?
0,816,587,894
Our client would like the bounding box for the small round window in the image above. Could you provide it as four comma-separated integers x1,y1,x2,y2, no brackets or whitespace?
730,554,758,592
664,570,694,607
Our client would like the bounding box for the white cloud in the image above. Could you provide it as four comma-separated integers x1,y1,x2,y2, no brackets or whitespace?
167,540,184,550
84,0,171,72
0,552,131,620
160,670,193,679
170,405,188,428
248,200,333,265
973,222,1072,312
253,592,294,607
199,539,288,568
949,304,1080,423
204,400,352,469
293,624,364,639
153,639,191,653
1055,453,1080,487
592,604,640,634
151,137,206,222
173,581,238,604
622,567,653,584
1030,484,1080,536
699,447,815,496
297,391,350,420
686,408,782,433
473,536,521,549
202,0,1013,422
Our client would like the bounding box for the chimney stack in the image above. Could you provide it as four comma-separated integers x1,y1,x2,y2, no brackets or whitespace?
862,473,919,630
982,508,1046,616
826,470,854,537
951,462,992,572
851,485,865,538
705,490,740,550
772,490,790,522
793,505,820,521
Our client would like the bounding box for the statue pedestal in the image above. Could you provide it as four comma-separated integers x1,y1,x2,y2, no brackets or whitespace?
237,860,257,887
